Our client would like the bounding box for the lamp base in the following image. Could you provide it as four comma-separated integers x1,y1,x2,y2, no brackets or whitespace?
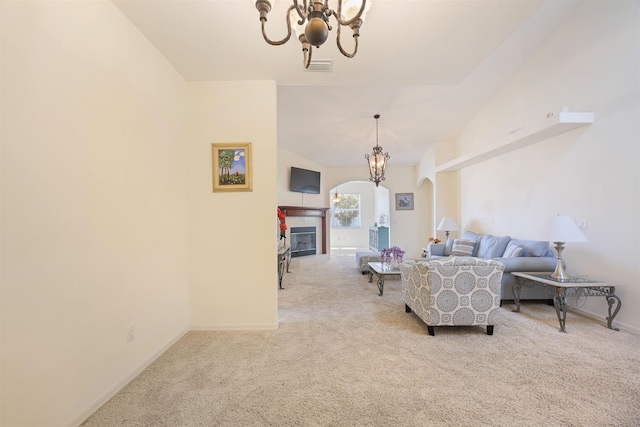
550,242,569,282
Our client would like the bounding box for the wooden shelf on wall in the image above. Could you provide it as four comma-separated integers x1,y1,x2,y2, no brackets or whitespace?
436,110,594,173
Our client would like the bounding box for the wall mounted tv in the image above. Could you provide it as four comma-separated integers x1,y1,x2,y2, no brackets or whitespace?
290,167,321,194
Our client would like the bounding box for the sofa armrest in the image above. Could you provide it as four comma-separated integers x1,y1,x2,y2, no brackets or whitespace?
426,244,445,257
494,256,558,273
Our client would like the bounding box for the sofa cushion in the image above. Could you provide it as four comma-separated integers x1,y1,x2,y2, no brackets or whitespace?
508,239,550,257
476,235,511,258
450,239,476,256
503,242,523,258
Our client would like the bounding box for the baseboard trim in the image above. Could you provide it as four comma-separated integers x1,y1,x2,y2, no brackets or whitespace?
573,307,639,334
502,300,638,334
67,327,189,427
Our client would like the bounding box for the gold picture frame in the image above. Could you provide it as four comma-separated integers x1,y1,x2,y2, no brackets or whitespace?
211,143,252,192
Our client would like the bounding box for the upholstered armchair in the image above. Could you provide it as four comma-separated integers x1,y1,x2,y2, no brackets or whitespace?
400,257,504,336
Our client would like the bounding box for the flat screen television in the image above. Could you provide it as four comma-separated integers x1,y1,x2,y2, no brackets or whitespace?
290,166,321,194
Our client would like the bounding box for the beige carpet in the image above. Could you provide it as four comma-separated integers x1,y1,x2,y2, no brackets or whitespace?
83,252,640,426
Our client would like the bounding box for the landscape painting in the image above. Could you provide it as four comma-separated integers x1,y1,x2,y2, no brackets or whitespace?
211,142,252,192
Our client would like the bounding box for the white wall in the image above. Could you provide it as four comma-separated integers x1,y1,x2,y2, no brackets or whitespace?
383,166,432,259
1,2,189,425
418,143,460,241
278,147,326,209
373,185,391,229
436,1,640,331
188,81,278,330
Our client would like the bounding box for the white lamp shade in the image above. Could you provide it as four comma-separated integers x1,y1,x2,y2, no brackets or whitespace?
538,215,588,243
437,217,459,232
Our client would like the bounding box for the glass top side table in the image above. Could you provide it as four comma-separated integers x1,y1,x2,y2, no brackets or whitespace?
511,271,621,333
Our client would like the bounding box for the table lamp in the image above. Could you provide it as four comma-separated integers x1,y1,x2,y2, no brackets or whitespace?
538,214,588,281
437,217,459,239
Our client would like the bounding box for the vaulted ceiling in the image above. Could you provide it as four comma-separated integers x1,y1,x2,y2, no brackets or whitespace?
113,0,580,166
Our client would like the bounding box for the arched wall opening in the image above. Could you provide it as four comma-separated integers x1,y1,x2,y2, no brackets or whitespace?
328,181,390,255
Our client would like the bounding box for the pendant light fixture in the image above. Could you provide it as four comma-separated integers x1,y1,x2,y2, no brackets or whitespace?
332,187,341,204
365,114,389,187
253,0,372,69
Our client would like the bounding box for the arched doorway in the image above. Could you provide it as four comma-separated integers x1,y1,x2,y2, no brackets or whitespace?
328,181,390,257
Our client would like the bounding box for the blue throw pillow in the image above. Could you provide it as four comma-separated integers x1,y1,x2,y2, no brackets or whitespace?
476,235,512,259
503,242,523,258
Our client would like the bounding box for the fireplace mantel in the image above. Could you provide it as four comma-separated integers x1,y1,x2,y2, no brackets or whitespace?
278,206,329,255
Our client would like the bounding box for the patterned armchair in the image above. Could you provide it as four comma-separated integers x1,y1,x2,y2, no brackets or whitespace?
400,257,504,336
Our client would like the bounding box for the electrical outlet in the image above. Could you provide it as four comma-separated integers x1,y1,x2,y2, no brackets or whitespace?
127,324,135,343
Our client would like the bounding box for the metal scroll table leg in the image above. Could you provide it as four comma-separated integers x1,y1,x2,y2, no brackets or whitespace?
377,277,385,296
553,293,567,333
512,279,522,313
278,258,285,289
285,251,291,273
606,294,621,331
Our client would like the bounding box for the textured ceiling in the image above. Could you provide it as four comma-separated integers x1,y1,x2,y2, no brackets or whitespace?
113,0,580,166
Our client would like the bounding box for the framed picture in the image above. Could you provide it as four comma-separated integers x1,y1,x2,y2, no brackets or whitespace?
395,193,414,210
211,143,252,192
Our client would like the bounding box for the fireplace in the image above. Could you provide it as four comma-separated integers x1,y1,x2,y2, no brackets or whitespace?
290,226,317,258
278,206,329,255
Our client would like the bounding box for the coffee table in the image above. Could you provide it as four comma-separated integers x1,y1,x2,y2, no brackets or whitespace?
511,272,621,333
367,262,401,296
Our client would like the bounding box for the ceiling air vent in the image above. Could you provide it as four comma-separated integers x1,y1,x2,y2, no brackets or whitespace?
305,59,333,72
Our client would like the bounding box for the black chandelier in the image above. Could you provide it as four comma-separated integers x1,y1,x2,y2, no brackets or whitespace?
365,114,389,187
254,0,372,69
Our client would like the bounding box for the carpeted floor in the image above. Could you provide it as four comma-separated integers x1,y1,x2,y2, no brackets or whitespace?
83,251,640,426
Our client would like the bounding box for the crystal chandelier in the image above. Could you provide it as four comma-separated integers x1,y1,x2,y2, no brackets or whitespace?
254,0,372,69
365,114,389,187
